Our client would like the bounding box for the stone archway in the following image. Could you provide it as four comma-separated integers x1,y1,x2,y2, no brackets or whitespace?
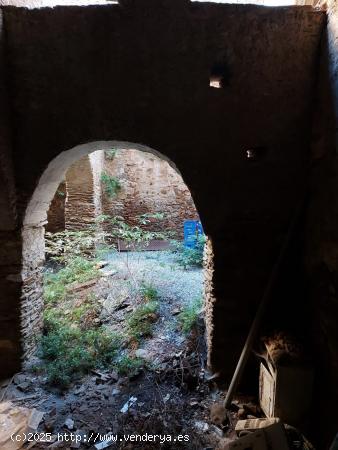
21,141,214,364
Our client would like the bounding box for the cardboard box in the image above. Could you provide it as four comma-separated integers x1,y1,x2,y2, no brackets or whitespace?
259,360,313,424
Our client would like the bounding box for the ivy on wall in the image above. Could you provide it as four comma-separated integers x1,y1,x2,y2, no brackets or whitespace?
101,172,121,197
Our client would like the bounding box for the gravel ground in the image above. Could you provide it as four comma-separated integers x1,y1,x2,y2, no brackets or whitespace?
103,250,204,304
97,250,204,354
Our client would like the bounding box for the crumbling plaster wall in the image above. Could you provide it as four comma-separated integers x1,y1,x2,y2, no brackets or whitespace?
102,149,199,238
0,1,326,386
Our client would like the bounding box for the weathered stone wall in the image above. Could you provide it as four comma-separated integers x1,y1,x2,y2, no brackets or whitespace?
203,236,215,369
65,151,103,230
46,150,104,232
21,225,44,359
0,1,328,434
45,180,66,233
89,150,104,220
102,149,199,238
65,155,96,230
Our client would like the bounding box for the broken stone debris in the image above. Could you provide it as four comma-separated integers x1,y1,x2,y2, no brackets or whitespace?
210,424,224,438
194,420,209,432
95,261,109,269
100,270,117,277
120,396,137,413
64,417,74,430
135,348,150,359
16,382,31,393
111,388,121,396
70,429,86,449
0,401,44,450
74,385,85,395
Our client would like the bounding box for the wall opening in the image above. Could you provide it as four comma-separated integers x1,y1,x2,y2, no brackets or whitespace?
11,141,223,447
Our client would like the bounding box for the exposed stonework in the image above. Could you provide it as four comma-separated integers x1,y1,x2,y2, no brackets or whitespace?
203,236,215,369
102,149,199,238
46,180,66,233
64,151,104,230
89,150,104,220
46,148,198,237
21,225,44,359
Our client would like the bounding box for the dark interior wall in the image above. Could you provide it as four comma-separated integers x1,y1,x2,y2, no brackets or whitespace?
0,9,22,376
305,0,338,445
0,1,326,381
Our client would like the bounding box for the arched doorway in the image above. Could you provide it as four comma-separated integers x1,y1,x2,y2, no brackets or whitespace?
21,141,211,362
12,140,221,448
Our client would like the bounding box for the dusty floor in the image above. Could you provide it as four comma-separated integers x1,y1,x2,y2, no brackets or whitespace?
0,251,244,449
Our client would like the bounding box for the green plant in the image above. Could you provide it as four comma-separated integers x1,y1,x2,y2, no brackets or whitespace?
178,298,203,334
98,215,169,252
45,230,99,263
39,323,122,388
126,301,158,342
43,279,67,305
105,149,117,160
140,282,158,302
137,212,166,225
114,355,144,377
44,257,99,304
172,235,206,269
95,243,114,260
101,172,121,197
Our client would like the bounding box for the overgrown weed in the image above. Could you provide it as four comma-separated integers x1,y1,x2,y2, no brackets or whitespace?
114,355,144,377
172,236,205,269
126,301,159,342
44,257,99,304
178,298,203,334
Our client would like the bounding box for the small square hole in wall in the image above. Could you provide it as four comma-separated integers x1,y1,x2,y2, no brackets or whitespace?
245,146,268,161
209,62,231,89
209,75,222,89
